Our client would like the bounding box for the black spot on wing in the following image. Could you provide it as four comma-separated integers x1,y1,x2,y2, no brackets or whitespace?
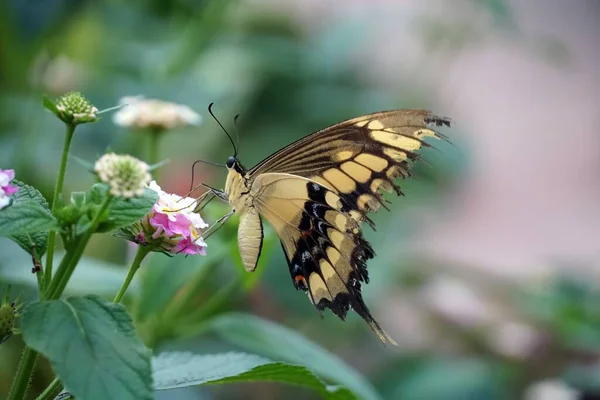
280,181,379,327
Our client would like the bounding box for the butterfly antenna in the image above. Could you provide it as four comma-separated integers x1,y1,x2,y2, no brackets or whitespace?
189,159,226,192
233,114,241,157
208,102,237,157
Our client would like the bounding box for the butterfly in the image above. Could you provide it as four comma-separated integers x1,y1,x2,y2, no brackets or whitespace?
203,107,450,344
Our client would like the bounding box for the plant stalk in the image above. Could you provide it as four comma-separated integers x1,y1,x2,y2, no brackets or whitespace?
45,124,76,287
35,377,61,400
46,195,112,299
7,347,38,400
113,245,151,303
148,129,162,167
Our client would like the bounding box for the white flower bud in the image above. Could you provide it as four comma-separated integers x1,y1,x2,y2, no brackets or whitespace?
94,153,151,198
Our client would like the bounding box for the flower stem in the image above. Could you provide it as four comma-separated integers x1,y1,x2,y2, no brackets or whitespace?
148,129,161,166
8,347,38,400
45,123,76,287
46,195,113,300
35,377,61,400
113,245,151,304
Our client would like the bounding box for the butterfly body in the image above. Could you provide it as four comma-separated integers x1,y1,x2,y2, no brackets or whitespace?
221,110,450,344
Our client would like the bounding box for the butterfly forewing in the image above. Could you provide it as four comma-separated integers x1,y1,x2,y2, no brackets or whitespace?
249,110,450,226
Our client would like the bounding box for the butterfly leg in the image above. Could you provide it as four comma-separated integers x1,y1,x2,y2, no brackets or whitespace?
192,190,216,213
202,210,235,240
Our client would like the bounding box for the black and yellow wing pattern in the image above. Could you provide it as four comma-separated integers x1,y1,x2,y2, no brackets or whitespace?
225,109,450,344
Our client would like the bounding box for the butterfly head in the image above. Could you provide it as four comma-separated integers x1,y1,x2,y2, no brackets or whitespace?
226,156,245,174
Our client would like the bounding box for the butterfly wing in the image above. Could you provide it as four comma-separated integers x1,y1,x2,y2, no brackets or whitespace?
242,109,449,343
249,172,396,344
249,109,450,227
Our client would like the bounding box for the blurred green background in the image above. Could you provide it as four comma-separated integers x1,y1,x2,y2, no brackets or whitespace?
1,0,599,399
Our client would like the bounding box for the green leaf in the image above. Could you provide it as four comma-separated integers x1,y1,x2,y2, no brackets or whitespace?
209,313,382,400
87,184,158,232
3,180,53,255
21,295,153,400
8,231,48,258
152,351,355,399
0,253,140,296
71,191,86,208
42,95,59,115
0,203,58,236
11,180,50,209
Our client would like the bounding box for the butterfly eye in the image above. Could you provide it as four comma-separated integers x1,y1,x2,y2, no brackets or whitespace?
226,157,236,168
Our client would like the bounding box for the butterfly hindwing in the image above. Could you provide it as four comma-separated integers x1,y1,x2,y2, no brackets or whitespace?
250,173,396,344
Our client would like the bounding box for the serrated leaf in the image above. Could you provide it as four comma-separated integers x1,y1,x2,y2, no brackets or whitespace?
42,95,59,115
152,351,355,399
209,313,382,400
11,180,50,209
104,187,157,230
4,180,52,255
0,203,58,236
9,232,48,258
21,295,153,400
86,184,157,232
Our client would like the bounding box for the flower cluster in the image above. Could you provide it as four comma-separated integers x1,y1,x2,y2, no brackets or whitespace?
94,153,151,198
138,181,208,255
0,169,18,210
55,91,98,125
113,96,201,131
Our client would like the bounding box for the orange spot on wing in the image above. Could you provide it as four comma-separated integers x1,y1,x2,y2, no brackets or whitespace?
294,275,307,288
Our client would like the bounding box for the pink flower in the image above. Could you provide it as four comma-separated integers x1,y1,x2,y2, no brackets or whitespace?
0,169,18,210
174,236,208,256
142,181,208,256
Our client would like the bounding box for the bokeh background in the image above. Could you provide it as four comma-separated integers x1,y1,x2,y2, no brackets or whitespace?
1,0,599,399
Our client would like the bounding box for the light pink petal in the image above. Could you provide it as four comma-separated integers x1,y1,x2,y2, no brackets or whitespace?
167,213,192,236
173,237,206,255
150,212,175,236
3,184,18,195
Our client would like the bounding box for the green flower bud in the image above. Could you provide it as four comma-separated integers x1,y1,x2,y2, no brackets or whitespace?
55,203,83,225
55,91,98,125
0,286,21,345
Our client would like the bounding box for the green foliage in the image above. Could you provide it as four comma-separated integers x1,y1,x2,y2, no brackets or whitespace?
152,351,356,399
92,184,158,232
524,276,600,349
0,203,58,236
21,295,153,400
209,313,382,400
1,180,56,256
394,358,505,400
49,183,158,248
